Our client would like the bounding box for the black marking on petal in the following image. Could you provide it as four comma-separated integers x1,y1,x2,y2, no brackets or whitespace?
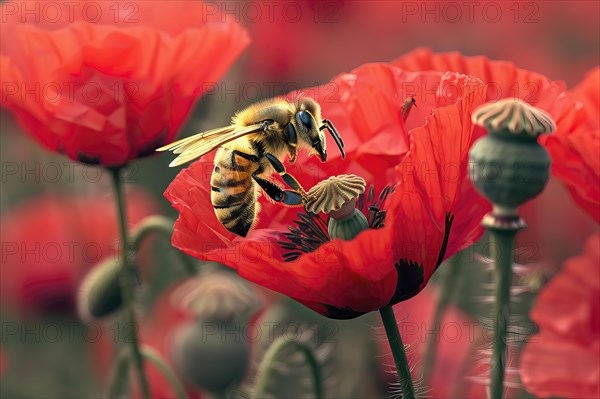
138,129,168,158
77,152,101,165
435,212,455,270
323,305,367,320
388,259,425,305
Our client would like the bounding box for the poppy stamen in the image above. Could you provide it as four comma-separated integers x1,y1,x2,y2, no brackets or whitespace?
278,176,394,261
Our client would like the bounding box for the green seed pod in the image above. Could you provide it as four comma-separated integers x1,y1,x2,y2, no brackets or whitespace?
77,257,122,321
304,174,368,241
469,99,556,217
328,208,369,240
170,320,249,394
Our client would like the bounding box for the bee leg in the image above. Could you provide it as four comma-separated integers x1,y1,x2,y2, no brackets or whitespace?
265,153,307,198
285,123,298,163
252,174,303,206
285,123,298,146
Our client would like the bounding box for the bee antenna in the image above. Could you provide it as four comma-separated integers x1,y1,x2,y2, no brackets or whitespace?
321,119,345,159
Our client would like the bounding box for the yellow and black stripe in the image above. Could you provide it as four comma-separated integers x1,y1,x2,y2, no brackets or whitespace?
210,147,260,237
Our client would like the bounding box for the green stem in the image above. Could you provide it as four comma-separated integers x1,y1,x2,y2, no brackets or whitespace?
140,346,188,399
422,254,462,385
379,306,416,399
131,215,197,276
109,167,150,399
488,228,516,399
253,336,323,399
106,347,131,399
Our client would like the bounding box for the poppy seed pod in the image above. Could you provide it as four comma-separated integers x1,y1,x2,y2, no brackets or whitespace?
77,257,123,321
170,267,262,323
469,99,556,218
327,208,369,241
305,174,368,240
170,320,250,394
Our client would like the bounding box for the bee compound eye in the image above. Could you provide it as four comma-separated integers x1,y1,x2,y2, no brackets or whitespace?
298,111,313,129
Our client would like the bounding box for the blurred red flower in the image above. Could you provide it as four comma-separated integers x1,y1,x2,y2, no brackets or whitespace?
0,347,5,376
393,48,596,222
0,0,249,166
545,67,600,223
520,232,600,398
0,188,157,315
165,63,491,319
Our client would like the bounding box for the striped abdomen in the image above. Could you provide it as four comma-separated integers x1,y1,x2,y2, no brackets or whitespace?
210,147,260,237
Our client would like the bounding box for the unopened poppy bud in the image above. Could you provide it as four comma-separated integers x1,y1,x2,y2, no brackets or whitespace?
469,99,555,222
170,320,250,394
305,174,368,240
170,267,261,322
77,257,122,321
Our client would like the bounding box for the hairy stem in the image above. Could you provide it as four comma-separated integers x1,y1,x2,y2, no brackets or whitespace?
109,167,150,399
488,228,516,399
252,336,323,399
379,306,416,399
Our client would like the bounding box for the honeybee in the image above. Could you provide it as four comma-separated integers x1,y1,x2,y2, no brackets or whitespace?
157,96,345,237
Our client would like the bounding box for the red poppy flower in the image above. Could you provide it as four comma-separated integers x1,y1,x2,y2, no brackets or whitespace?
544,67,600,223
0,188,157,315
392,48,596,222
0,1,249,166
164,62,491,319
520,232,600,398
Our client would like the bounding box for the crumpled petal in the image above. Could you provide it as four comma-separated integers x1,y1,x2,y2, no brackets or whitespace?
393,48,596,223
0,3,249,166
520,232,600,398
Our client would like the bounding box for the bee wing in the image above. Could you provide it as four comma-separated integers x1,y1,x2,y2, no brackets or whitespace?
156,125,236,153
160,123,264,167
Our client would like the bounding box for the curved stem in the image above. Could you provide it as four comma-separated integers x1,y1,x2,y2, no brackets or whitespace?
105,347,131,399
379,306,416,399
140,346,188,399
488,228,516,399
131,215,197,276
109,167,150,399
253,336,323,399
422,254,462,385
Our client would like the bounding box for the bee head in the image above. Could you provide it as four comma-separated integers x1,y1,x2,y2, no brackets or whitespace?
294,97,327,162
